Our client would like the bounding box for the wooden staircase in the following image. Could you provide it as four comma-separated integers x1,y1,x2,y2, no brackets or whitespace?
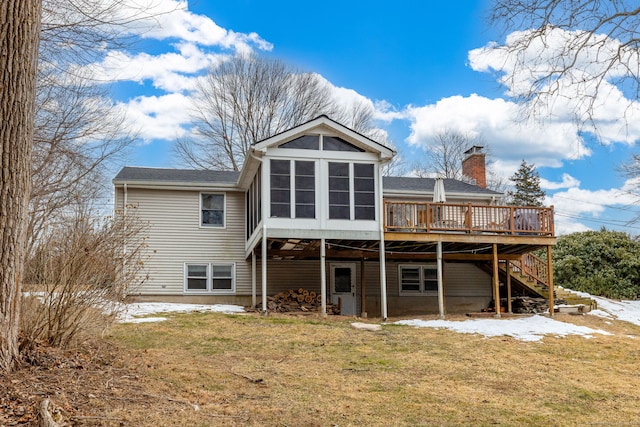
503,253,597,310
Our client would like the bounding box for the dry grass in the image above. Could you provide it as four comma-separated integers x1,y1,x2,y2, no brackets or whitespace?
102,312,640,426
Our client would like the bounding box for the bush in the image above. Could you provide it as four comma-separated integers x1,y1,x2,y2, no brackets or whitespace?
20,210,148,350
553,229,640,299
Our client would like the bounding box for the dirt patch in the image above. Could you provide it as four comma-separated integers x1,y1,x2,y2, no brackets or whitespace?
0,341,164,426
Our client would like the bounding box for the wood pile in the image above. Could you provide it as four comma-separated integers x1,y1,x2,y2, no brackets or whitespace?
265,288,340,314
509,297,568,314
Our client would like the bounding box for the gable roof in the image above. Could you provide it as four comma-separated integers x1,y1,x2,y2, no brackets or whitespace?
251,115,396,158
113,166,240,186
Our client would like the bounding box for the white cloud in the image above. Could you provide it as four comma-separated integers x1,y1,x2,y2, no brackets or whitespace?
546,183,639,234
117,92,192,141
541,173,580,190
469,26,640,146
76,43,226,92
100,0,272,51
404,94,590,170
66,1,272,94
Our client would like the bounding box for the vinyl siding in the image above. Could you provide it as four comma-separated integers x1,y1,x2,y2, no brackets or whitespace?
256,258,493,315
122,187,249,295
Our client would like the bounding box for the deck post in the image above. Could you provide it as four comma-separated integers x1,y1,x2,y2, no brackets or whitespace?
320,237,327,317
379,237,388,321
360,258,367,318
437,241,445,319
251,249,256,308
547,245,554,317
261,234,268,315
492,243,501,318
506,260,512,314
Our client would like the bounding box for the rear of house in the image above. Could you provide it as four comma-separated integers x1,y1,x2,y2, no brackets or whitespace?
113,116,557,318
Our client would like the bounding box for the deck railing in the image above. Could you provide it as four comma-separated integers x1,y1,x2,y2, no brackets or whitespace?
383,201,554,236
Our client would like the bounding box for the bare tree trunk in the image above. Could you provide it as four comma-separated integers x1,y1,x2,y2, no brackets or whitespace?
0,0,42,372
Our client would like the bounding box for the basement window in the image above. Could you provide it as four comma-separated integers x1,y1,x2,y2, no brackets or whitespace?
185,263,235,293
398,264,438,296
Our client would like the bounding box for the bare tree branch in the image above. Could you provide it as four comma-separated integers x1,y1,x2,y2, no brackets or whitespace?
176,54,384,170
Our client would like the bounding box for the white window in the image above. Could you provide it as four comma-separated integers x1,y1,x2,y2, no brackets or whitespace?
186,264,208,291
398,264,438,295
185,263,235,293
201,193,225,227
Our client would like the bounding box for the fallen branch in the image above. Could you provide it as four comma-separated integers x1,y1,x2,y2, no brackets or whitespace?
38,399,60,427
141,393,200,411
71,416,126,423
232,371,264,384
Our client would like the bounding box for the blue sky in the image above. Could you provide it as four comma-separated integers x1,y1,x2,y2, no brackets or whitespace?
83,1,640,235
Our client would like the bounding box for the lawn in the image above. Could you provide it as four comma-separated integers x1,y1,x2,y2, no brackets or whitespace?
99,312,640,426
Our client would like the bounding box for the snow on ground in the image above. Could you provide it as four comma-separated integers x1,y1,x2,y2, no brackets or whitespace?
591,297,640,326
394,315,612,342
118,293,640,342
393,293,640,342
119,302,245,323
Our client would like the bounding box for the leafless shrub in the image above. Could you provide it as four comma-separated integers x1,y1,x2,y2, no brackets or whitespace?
20,208,148,350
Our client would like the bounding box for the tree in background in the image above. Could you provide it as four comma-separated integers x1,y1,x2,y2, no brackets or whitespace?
412,130,472,180
553,229,640,299
0,0,42,372
176,54,384,171
489,1,640,125
489,1,640,216
27,0,150,256
507,160,546,206
411,129,507,192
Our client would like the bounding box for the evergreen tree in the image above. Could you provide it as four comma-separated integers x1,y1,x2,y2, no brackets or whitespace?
507,160,546,206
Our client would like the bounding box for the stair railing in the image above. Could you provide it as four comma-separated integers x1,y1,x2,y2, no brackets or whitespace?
509,253,549,289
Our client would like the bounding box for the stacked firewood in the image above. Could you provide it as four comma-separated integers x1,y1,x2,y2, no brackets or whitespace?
505,297,568,314
266,288,340,314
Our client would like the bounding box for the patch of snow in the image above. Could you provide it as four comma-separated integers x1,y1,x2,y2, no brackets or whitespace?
118,302,245,323
126,317,168,323
587,309,614,319
393,315,612,342
590,297,640,327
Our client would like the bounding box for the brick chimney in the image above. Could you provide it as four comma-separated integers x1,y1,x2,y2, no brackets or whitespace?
462,146,486,188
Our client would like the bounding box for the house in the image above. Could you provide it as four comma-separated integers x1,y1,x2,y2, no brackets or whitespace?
113,115,561,319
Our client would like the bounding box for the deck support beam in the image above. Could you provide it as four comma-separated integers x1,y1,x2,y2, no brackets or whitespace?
379,238,388,321
547,245,554,317
320,238,327,316
506,260,512,314
492,243,501,318
360,258,367,318
437,241,445,319
261,234,268,315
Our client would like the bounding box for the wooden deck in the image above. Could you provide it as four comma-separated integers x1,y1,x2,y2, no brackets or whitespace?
384,201,554,236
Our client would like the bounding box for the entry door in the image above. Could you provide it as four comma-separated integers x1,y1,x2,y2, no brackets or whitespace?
331,263,356,315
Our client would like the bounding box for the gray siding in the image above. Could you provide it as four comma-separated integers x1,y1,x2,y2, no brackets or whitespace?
122,187,249,296
256,258,493,315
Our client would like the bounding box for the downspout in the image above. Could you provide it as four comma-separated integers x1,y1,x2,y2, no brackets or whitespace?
123,183,128,262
